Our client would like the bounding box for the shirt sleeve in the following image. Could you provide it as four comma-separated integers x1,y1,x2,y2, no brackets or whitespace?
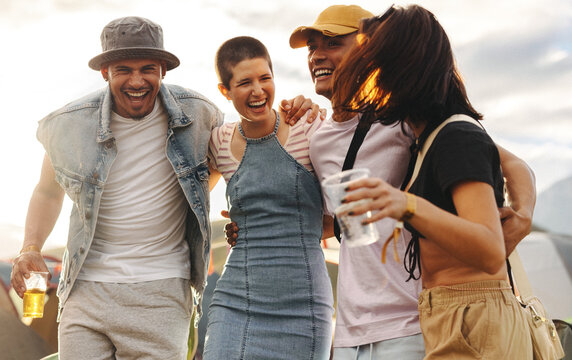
208,126,224,171
303,111,324,139
430,122,500,193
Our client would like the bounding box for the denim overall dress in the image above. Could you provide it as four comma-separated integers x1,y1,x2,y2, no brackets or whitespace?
204,119,334,359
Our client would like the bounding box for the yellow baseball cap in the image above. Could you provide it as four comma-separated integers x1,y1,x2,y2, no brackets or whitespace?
289,5,374,48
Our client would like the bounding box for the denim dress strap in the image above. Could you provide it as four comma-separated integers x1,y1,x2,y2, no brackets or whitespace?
236,112,280,141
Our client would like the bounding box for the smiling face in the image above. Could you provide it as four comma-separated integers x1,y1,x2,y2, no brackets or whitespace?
220,57,275,124
306,31,357,100
102,58,166,119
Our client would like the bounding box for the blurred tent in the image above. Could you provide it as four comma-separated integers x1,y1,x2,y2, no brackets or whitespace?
0,278,17,315
0,307,53,360
516,231,572,321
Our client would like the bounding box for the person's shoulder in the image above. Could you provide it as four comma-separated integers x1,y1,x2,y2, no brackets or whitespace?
163,84,222,126
40,88,107,123
214,121,236,134
369,121,414,148
211,121,235,141
312,115,343,133
438,118,491,144
431,117,495,160
291,111,312,130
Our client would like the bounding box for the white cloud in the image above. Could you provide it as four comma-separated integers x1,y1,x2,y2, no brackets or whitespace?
539,49,569,66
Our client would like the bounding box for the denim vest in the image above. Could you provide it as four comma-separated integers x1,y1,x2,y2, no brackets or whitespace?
37,83,223,316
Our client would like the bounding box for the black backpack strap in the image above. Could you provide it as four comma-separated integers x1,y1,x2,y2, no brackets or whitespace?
333,119,373,241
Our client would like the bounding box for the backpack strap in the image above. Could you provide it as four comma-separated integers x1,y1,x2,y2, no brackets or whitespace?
333,120,373,241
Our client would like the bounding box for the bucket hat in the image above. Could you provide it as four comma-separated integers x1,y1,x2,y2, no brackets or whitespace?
88,16,180,71
289,5,374,48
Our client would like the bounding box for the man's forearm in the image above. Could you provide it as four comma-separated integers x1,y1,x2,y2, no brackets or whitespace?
499,145,536,215
497,145,536,255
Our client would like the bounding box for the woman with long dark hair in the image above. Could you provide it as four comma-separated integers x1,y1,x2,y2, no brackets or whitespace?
332,5,532,358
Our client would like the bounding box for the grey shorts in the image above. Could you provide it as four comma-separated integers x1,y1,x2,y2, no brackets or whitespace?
58,278,192,360
333,333,425,360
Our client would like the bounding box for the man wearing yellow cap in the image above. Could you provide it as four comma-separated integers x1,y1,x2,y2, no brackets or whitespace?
289,5,537,359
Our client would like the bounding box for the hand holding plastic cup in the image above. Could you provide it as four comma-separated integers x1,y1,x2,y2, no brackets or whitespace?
23,271,49,318
321,168,371,211
335,199,379,247
322,169,378,247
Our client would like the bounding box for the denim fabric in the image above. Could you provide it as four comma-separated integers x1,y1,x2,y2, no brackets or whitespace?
36,83,222,317
203,121,334,360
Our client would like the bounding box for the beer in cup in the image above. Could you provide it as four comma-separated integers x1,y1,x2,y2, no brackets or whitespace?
23,271,49,318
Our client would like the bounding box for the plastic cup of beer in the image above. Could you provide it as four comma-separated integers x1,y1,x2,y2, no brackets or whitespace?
23,271,49,318
321,168,371,211
335,199,379,247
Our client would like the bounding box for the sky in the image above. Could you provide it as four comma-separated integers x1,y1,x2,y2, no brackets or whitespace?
1,0,571,255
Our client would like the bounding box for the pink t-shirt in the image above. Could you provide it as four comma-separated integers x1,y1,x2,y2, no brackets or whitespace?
310,115,422,347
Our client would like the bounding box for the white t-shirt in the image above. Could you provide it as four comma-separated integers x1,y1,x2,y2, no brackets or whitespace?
78,100,190,283
310,115,422,347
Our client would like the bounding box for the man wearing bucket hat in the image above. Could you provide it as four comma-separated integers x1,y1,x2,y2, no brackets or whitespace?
288,4,537,359
9,16,219,359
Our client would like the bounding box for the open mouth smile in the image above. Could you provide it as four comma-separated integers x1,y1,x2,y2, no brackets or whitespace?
313,68,333,79
249,99,267,108
125,90,149,100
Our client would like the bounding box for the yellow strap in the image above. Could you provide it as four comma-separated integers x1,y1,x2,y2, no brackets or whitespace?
382,193,417,264
382,221,402,263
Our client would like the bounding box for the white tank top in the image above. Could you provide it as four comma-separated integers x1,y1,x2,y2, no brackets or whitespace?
78,100,190,283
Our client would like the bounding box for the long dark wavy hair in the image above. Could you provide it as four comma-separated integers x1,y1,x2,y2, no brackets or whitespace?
331,5,482,129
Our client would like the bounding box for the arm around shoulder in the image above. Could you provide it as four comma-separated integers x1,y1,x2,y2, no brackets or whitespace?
497,144,536,255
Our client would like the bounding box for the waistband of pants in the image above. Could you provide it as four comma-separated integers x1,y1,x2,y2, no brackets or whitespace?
419,279,514,307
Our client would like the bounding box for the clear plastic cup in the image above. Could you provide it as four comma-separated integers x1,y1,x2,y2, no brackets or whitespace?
321,168,371,212
335,199,379,247
23,271,49,318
